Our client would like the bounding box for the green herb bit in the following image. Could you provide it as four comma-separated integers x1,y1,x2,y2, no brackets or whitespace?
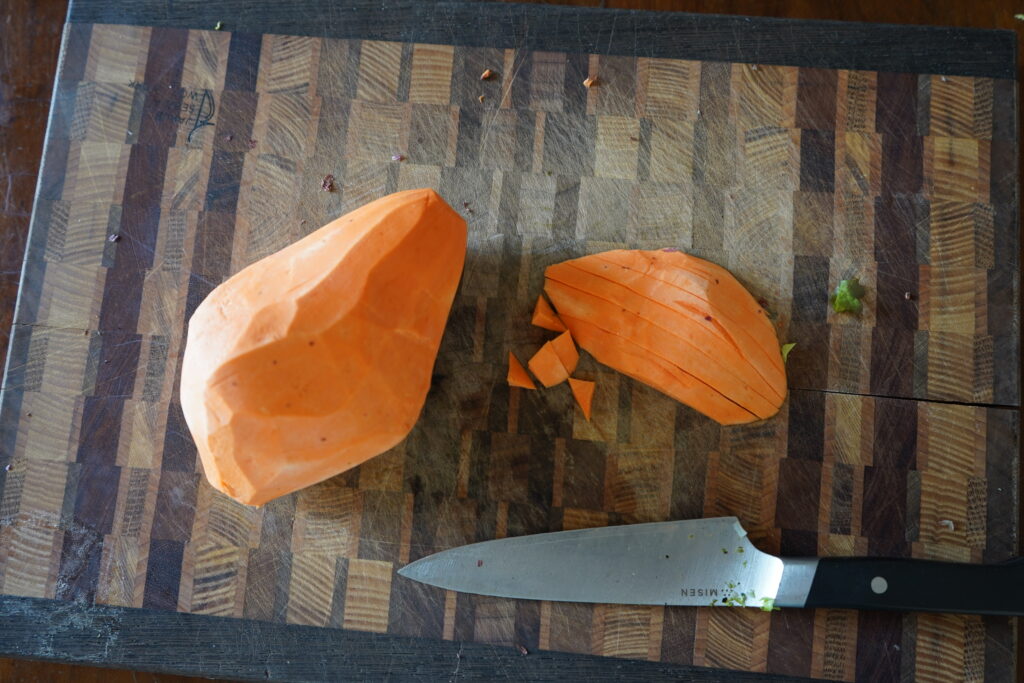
781,342,796,363
214,21,224,30
829,277,866,314
760,597,780,612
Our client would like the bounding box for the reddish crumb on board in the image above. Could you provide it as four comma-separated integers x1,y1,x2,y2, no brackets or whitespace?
480,68,496,80
248,138,257,149
321,174,336,192
516,644,528,656
391,153,406,162
583,76,598,88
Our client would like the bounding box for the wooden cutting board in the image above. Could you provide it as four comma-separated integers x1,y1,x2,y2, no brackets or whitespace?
0,7,1018,681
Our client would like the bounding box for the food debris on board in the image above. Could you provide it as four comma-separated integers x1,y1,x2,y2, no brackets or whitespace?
829,277,867,314
480,68,496,80
108,233,121,243
391,153,406,162
583,76,598,88
321,174,336,192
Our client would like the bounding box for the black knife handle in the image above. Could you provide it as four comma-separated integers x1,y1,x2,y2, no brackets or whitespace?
803,556,1024,615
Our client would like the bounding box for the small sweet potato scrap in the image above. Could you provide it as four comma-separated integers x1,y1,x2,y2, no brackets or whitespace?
507,352,536,389
528,341,570,387
531,295,567,332
568,378,595,420
551,330,579,375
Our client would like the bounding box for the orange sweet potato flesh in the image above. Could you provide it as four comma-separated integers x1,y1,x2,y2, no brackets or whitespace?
528,341,571,387
568,378,595,420
544,250,786,424
181,189,467,506
532,295,567,332
507,352,536,389
550,330,579,375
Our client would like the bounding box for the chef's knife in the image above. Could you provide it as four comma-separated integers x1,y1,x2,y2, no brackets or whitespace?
398,517,1024,615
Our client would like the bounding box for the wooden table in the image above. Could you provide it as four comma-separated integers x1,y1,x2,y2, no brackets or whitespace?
0,1,1018,680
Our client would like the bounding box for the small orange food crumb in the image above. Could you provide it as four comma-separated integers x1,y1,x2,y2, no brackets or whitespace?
583,76,598,88
481,68,496,80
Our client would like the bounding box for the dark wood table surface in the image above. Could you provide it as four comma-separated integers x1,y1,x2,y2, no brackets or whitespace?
0,1,1019,681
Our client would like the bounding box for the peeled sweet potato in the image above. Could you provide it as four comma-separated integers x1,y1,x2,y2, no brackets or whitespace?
181,189,467,506
544,249,786,424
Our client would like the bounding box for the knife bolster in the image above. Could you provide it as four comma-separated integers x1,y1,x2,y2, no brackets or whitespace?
776,558,820,607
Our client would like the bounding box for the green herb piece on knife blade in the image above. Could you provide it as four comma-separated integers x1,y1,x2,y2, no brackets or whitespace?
781,343,796,363
829,277,866,315
760,597,780,612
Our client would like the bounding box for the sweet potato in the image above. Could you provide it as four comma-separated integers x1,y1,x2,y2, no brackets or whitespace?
181,189,467,505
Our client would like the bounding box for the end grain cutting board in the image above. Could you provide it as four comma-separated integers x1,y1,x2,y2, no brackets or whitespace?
0,2,1018,680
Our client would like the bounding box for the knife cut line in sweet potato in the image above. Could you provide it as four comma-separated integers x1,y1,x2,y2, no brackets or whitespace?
507,351,536,389
531,294,567,332
582,252,784,385
557,313,759,424
544,279,781,417
544,268,782,407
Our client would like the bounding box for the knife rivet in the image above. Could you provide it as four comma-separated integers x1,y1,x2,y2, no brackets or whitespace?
870,576,888,594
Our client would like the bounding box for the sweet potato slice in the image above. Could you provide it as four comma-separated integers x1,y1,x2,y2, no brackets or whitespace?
181,189,467,506
528,341,570,387
531,294,567,332
507,352,536,389
568,378,595,420
550,330,579,375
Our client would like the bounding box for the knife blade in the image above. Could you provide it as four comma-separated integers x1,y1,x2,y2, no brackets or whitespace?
398,517,1024,615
